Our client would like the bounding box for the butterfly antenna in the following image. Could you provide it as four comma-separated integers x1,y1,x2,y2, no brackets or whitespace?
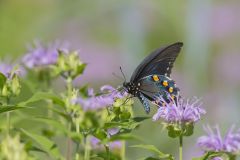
120,66,126,82
112,72,124,81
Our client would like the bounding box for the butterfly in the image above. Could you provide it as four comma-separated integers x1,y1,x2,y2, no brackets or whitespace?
123,42,183,113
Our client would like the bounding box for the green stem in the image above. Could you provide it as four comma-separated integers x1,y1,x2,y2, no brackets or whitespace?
66,123,72,160
76,122,80,134
121,141,126,160
66,77,73,160
67,77,72,96
6,97,10,136
7,112,10,136
84,136,91,160
105,145,110,160
179,136,183,160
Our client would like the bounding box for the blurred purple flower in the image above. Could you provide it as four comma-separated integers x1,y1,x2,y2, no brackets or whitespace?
22,40,69,68
211,5,240,39
152,95,206,123
212,157,223,160
73,85,126,110
0,62,25,78
0,63,12,77
90,128,122,150
90,137,122,150
197,125,240,154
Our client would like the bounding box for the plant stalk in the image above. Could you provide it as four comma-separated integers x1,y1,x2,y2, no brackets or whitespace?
84,136,91,160
179,135,183,160
66,77,73,160
6,97,10,136
121,141,126,160
104,145,110,160
66,123,72,160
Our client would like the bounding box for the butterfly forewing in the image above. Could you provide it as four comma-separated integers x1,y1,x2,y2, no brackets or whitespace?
130,42,183,82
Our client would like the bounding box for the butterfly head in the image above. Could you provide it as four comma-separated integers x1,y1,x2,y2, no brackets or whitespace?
123,82,139,96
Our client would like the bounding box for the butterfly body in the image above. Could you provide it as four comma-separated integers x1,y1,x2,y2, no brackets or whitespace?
123,42,183,113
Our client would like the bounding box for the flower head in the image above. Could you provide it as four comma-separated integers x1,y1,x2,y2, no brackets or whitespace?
90,128,122,150
74,85,126,111
0,61,25,78
153,95,206,123
0,135,30,160
0,63,12,77
22,40,69,68
197,125,240,154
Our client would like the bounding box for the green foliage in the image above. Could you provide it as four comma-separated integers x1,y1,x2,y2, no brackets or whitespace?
0,72,7,90
131,144,174,160
0,134,34,160
164,122,194,138
0,71,21,97
19,91,65,107
21,129,63,159
52,50,86,80
192,151,237,160
0,105,27,114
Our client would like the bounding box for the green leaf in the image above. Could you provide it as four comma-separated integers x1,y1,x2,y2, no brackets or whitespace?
0,105,27,114
183,123,194,137
192,151,235,160
120,111,131,119
51,108,71,121
19,92,65,107
132,117,150,122
131,144,173,159
33,117,68,134
93,129,108,141
21,129,63,159
0,72,7,89
109,133,141,142
76,63,86,75
144,157,161,160
167,125,181,138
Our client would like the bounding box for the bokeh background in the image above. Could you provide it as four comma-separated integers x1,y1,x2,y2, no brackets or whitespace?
1,0,240,159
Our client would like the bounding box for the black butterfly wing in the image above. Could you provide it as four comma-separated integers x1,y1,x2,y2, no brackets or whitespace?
130,42,183,82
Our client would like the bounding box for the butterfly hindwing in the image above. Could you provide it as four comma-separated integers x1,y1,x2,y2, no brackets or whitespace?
137,74,179,102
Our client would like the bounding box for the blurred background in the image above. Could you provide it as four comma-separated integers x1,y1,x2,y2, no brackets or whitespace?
1,0,240,159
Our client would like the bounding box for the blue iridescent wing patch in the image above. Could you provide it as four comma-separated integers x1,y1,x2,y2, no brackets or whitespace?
139,93,150,113
138,74,179,107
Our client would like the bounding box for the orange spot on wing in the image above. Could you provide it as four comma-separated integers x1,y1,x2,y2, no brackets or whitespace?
152,75,159,81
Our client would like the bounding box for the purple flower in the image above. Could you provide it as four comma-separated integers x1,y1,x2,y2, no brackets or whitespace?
212,157,223,160
153,95,206,123
90,137,122,150
0,62,25,78
197,125,240,154
90,128,122,150
73,85,126,110
22,40,69,68
0,63,13,77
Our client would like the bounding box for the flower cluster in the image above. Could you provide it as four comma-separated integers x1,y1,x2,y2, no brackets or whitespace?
152,95,205,138
197,125,240,154
73,85,126,111
153,95,206,124
0,67,21,97
90,128,122,151
22,40,69,69
0,62,13,77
